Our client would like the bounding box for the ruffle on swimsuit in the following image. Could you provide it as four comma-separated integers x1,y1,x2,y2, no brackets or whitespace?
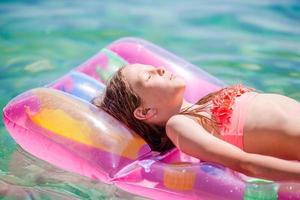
210,84,255,133
176,84,256,150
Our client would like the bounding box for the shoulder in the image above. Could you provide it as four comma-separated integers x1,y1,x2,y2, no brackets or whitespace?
166,114,203,139
166,114,188,126
166,114,197,130
166,115,188,138
166,114,205,149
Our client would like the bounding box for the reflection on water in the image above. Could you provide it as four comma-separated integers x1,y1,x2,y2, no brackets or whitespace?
1,0,300,199
0,147,148,200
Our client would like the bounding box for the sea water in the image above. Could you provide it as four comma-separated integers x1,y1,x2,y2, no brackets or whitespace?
1,0,299,199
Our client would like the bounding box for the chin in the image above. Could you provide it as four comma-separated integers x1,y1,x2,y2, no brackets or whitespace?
177,77,187,88
177,81,187,91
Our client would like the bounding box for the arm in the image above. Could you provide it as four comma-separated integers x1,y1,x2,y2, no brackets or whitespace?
166,114,300,182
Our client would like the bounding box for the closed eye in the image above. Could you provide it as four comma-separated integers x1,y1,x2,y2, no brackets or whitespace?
145,72,151,81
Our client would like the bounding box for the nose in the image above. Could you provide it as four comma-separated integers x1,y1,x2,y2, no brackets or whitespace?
157,67,165,76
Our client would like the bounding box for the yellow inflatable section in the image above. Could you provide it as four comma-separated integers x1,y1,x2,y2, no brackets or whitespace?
26,88,146,159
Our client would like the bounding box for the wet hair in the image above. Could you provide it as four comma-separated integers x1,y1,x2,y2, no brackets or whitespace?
92,66,173,153
92,66,222,153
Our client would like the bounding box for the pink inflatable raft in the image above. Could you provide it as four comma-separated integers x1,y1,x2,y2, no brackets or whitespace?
3,38,300,200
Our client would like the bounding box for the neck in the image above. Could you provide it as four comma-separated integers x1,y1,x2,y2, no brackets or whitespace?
155,99,193,126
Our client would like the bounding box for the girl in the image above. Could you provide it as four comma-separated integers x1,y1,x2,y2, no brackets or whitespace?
92,63,300,182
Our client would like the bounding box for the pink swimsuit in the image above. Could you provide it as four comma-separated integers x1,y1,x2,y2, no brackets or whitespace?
211,85,258,150
176,84,259,151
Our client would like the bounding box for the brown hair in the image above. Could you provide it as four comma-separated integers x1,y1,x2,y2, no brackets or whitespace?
92,66,223,153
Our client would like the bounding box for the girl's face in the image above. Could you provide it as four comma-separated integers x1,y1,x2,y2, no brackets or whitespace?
122,64,186,123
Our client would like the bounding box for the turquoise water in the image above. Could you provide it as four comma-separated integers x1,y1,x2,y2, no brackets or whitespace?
1,0,300,199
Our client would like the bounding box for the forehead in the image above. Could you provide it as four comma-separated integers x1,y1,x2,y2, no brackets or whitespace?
124,64,154,73
122,64,154,85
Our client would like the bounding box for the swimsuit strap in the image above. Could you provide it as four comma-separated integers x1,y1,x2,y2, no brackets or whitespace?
210,84,255,132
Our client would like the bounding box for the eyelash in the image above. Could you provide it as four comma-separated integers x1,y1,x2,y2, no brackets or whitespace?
147,73,151,80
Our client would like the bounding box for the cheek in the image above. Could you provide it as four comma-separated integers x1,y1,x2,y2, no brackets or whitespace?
141,88,158,101
146,81,177,98
145,88,166,101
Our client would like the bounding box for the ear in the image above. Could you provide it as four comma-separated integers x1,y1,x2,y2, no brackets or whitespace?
133,107,157,121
